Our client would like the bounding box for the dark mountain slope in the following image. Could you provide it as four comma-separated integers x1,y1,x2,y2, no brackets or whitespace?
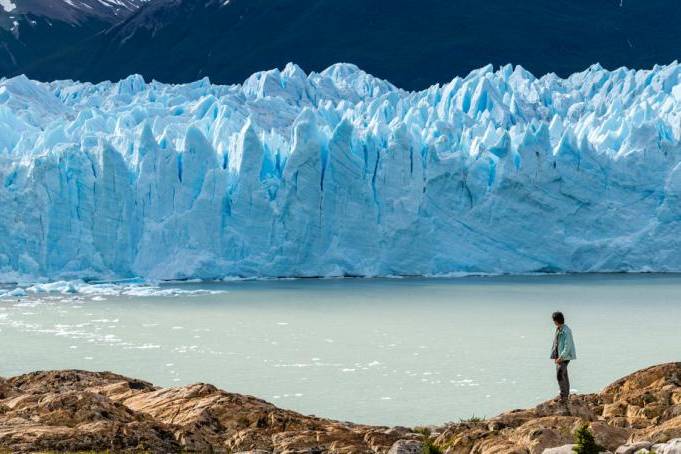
0,0,147,77
8,0,681,89
0,0,146,25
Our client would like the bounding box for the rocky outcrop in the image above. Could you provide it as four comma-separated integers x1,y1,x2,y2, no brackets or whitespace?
0,370,417,453
433,362,681,453
0,363,680,453
0,371,179,453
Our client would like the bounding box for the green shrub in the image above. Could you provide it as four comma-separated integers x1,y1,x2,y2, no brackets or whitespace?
572,424,604,454
459,415,483,423
422,438,444,454
414,426,431,436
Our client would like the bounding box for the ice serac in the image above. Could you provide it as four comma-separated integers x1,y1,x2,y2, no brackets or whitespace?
2,61,681,280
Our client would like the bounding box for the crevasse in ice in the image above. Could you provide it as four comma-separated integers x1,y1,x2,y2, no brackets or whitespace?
1,62,681,280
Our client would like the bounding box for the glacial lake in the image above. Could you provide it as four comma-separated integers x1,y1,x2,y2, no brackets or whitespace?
1,274,680,427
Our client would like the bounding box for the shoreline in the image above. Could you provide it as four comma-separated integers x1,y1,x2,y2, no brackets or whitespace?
1,363,680,453
2,269,680,288
2,271,680,302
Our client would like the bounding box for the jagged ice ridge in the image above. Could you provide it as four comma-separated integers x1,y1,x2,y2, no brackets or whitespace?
1,62,681,281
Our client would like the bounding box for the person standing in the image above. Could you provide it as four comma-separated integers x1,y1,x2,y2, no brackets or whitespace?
550,311,576,411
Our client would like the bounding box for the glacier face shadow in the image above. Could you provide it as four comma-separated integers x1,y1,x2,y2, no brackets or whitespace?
1,62,680,280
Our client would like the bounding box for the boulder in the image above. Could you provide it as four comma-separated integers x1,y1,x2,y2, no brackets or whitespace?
591,421,630,450
615,441,653,454
388,439,424,453
636,416,681,443
656,438,681,454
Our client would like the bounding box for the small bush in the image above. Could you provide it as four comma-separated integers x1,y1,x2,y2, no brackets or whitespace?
422,438,443,454
572,424,604,454
414,426,431,436
459,415,483,423
414,427,442,454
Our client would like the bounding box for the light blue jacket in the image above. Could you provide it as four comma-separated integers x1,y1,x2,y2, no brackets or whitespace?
556,325,577,361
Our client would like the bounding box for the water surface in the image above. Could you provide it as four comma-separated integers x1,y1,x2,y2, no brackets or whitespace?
1,274,679,426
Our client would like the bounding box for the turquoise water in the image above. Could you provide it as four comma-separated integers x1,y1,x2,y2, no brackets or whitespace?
1,274,680,426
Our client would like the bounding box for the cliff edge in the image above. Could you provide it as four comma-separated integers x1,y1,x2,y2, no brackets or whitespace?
1,363,680,453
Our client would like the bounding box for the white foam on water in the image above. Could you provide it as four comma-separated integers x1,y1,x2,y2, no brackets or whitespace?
1,280,227,300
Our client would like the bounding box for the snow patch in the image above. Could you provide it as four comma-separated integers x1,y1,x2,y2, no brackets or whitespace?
0,0,16,12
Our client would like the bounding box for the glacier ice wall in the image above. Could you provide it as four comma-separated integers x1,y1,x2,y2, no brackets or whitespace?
1,62,681,280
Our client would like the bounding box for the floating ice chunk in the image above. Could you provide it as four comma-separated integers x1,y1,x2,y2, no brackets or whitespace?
15,281,226,298
2,288,27,298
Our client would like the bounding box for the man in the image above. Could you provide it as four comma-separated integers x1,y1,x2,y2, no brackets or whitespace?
550,311,576,411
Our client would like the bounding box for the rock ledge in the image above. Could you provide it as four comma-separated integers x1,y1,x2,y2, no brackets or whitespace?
1,363,680,453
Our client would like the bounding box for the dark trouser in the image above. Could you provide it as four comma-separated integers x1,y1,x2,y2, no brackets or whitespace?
556,360,570,402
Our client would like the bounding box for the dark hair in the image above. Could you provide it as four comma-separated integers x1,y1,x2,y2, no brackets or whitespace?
552,311,565,324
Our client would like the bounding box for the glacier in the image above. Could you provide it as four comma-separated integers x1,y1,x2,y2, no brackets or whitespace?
1,62,681,281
